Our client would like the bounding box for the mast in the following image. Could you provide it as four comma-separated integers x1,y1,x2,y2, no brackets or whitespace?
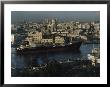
89,22,95,48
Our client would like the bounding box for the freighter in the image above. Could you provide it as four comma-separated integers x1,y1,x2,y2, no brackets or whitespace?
16,39,82,53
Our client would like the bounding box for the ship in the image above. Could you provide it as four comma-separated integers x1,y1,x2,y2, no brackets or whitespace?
16,39,82,53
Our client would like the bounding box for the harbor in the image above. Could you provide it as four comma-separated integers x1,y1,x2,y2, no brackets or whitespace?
11,11,100,77
11,43,100,77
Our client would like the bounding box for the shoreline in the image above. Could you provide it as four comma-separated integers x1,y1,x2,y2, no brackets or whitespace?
11,59,100,77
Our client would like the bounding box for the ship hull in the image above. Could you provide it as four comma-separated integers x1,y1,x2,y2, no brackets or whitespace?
16,41,82,53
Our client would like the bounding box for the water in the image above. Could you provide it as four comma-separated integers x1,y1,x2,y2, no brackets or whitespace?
11,44,99,69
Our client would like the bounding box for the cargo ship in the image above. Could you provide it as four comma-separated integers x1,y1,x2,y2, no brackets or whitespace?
16,39,82,53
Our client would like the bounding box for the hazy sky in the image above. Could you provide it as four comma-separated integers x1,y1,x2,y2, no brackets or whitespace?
11,11,100,24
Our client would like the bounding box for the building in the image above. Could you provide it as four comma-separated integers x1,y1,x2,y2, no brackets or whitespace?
11,34,14,44
81,24,86,29
51,19,57,32
73,29,81,36
88,48,100,66
11,24,17,31
41,39,53,44
29,22,37,29
55,36,64,45
11,24,14,29
77,24,82,29
28,31,42,44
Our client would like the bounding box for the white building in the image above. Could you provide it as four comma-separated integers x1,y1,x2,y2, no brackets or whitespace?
55,36,64,44
28,31,42,44
11,34,14,44
11,24,14,29
77,24,82,29
11,24,17,30
81,24,86,29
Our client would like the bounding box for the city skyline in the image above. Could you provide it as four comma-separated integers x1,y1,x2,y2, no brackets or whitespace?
11,11,100,24
11,11,100,78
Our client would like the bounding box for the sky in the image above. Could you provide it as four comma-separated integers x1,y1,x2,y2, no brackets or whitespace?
11,11,100,24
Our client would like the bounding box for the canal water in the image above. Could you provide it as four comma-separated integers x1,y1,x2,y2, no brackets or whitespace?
11,44,100,69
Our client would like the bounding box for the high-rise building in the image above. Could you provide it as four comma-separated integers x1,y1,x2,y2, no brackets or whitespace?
51,19,57,32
